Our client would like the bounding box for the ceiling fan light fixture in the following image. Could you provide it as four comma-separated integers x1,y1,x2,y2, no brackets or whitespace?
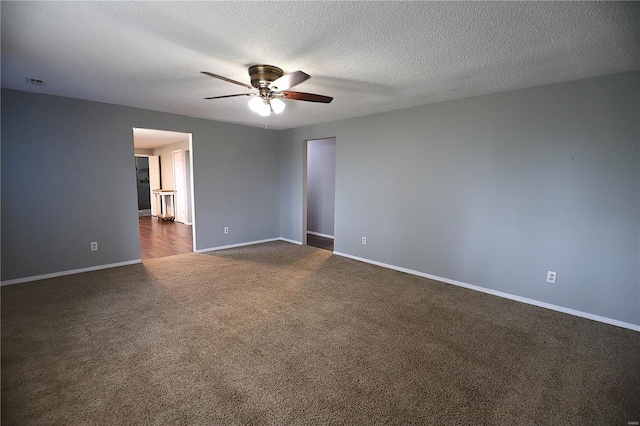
271,98,285,114
258,105,271,117
248,96,265,113
249,96,280,117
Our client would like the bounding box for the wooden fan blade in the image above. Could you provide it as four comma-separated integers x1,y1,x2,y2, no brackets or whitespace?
204,93,253,100
269,71,310,91
279,91,333,103
201,71,252,89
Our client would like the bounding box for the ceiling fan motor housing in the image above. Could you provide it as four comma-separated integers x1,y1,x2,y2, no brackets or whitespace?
249,65,283,89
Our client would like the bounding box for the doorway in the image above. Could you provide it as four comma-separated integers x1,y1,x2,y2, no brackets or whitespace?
304,137,336,252
135,156,151,214
133,128,195,259
172,150,187,224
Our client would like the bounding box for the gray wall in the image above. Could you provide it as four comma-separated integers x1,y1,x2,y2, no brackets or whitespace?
307,138,336,237
279,71,640,326
1,89,280,281
3,72,639,327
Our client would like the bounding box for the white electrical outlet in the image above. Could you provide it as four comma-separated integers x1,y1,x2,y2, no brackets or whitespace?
224,227,229,234
90,241,98,251
362,237,367,245
546,271,556,284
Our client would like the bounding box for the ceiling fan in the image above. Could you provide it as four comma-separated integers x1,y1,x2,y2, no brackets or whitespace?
201,65,333,117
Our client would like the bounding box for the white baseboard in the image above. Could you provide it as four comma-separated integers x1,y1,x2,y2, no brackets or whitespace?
1,259,142,286
279,237,302,245
7,243,634,332
195,238,282,253
306,231,334,239
4,238,293,285
333,251,640,332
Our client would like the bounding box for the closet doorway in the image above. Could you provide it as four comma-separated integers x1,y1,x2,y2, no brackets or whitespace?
304,137,336,252
133,128,195,259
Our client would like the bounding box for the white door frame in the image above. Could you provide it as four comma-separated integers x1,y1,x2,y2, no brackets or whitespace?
187,135,196,249
302,136,337,247
302,140,308,246
132,129,197,255
172,149,186,224
148,155,161,216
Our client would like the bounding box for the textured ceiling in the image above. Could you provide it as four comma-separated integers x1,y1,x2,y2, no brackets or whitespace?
2,2,639,130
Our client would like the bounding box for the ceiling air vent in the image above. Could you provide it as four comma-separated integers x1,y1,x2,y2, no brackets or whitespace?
29,78,45,86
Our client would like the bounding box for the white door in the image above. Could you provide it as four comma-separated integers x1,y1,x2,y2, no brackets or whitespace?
173,150,186,223
149,155,161,216
184,149,193,225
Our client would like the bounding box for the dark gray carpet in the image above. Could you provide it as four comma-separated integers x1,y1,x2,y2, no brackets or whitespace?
2,241,639,424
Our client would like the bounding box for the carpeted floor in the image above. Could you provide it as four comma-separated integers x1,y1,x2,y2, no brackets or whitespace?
2,241,639,424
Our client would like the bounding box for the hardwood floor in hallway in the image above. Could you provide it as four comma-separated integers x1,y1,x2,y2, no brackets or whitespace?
307,234,334,252
139,216,193,259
